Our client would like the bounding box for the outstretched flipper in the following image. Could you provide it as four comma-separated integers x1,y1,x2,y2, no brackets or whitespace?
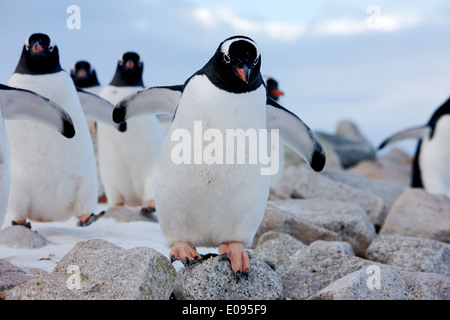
266,97,325,172
378,126,431,149
0,84,75,138
113,85,183,123
76,87,126,132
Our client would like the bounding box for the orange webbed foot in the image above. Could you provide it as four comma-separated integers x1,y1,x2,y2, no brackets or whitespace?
169,241,202,267
218,241,250,282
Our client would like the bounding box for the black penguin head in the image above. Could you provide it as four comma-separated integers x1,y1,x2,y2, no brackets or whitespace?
208,36,263,93
264,77,284,101
70,60,100,88
15,33,62,75
110,52,144,87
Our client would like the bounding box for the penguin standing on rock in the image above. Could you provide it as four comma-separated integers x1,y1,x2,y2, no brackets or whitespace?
113,36,325,278
379,97,450,197
98,52,163,213
0,84,75,228
5,33,108,228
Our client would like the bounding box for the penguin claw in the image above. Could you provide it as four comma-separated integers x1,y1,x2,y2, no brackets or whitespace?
169,241,202,267
77,211,105,227
12,221,32,229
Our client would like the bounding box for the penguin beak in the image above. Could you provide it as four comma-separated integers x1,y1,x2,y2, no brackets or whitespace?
236,64,251,83
271,89,284,97
31,43,44,53
125,60,135,69
77,69,87,77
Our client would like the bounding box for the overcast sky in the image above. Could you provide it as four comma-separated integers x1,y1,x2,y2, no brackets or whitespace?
1,0,449,154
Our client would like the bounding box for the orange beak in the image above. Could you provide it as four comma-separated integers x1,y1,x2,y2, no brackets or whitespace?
235,64,251,83
125,60,135,69
31,43,44,53
77,69,87,77
271,89,284,97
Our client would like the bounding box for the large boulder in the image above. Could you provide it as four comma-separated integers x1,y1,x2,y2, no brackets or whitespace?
280,165,384,225
257,200,376,256
380,188,450,243
365,235,450,277
1,239,176,300
172,253,283,300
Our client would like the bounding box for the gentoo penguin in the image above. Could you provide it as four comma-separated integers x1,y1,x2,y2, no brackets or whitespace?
70,60,101,94
71,60,105,201
98,52,163,213
379,97,450,197
6,33,105,228
263,76,285,189
0,84,75,227
113,36,325,277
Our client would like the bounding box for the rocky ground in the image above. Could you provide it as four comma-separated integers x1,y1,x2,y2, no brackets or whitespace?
0,121,449,300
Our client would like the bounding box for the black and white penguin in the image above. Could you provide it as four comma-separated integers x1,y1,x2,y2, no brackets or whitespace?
71,60,106,201
379,97,450,197
0,84,75,227
5,33,107,227
263,76,285,189
70,60,102,94
98,52,163,212
113,36,325,277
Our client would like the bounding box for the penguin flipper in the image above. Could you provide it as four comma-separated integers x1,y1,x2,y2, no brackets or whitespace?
266,97,325,172
76,87,126,132
113,85,183,123
0,84,75,138
378,126,431,149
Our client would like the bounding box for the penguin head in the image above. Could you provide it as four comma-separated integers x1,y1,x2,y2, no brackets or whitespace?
16,33,61,75
110,52,144,87
211,36,262,92
264,77,284,102
71,60,100,88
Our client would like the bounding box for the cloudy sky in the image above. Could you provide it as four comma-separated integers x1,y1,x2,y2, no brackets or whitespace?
1,0,449,154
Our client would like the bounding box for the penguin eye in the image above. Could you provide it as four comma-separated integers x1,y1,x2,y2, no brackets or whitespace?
254,56,260,65
223,54,231,64
25,45,30,51
48,45,54,52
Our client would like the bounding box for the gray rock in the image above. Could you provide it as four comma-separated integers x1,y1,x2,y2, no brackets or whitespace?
253,232,306,271
104,206,157,222
254,233,373,299
350,148,412,186
380,188,450,243
309,240,355,256
310,264,408,300
316,131,376,168
310,266,450,300
253,204,340,248
267,199,376,256
365,235,450,277
276,245,372,299
172,253,283,300
0,225,49,249
335,120,372,144
0,259,34,292
1,239,176,300
321,167,406,226
280,165,384,225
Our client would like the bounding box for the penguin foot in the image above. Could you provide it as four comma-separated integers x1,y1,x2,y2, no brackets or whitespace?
218,241,250,282
12,220,32,229
77,211,105,227
169,241,202,267
140,199,156,217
